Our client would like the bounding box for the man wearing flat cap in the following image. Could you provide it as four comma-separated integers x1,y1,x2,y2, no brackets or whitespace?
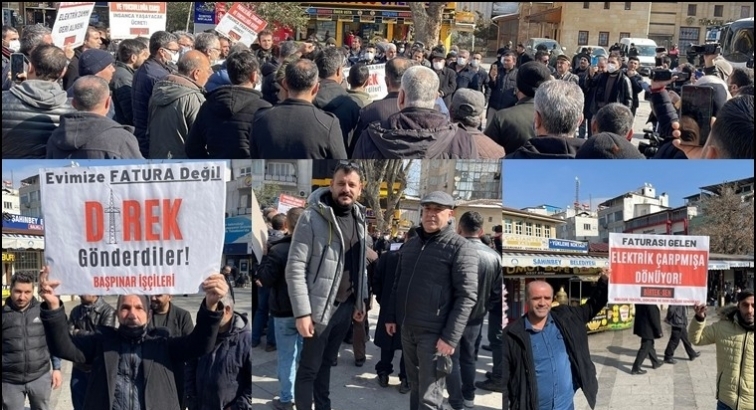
385,191,478,410
451,89,505,159
554,54,579,85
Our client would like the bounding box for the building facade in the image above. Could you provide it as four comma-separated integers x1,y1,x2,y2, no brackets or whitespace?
501,206,562,241
555,207,600,242
2,186,20,216
255,159,312,201
420,160,501,201
597,183,670,243
3,2,111,28
623,205,698,235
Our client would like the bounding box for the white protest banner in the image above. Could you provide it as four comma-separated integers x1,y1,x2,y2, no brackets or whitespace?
250,190,267,263
215,3,268,47
365,63,388,100
109,2,167,40
41,162,226,295
277,194,306,214
51,2,96,49
609,233,709,305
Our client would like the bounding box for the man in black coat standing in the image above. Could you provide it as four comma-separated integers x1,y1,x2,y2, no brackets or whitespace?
38,268,228,410
502,271,609,410
631,304,664,374
663,305,700,363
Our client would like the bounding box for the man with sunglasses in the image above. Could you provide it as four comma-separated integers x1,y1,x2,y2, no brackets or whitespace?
286,161,369,410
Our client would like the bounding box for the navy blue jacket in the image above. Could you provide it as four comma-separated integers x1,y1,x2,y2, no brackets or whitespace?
185,312,252,410
132,57,172,157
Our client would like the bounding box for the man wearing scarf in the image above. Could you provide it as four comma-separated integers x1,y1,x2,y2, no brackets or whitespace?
690,289,754,410
38,267,228,410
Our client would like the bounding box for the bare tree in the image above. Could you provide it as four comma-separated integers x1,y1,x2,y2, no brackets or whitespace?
408,2,447,49
691,184,754,255
358,160,413,232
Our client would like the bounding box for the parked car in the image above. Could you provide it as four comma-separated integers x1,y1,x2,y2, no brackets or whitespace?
526,38,566,66
573,45,608,58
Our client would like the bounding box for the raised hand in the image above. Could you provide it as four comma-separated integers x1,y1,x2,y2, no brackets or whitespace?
38,266,61,309
202,273,229,311
693,303,707,320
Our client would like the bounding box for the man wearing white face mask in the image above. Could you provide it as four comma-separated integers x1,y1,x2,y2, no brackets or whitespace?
2,25,19,72
469,53,489,96
450,49,477,92
362,43,379,65
431,49,457,109
584,54,633,135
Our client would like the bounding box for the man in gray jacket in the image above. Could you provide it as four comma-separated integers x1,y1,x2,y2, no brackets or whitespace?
385,191,478,410
286,161,369,410
663,305,700,363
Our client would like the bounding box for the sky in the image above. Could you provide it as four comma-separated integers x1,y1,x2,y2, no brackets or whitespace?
503,160,754,210
1,160,229,187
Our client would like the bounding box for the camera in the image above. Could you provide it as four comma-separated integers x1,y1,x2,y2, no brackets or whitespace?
689,43,720,56
638,128,663,158
649,69,690,82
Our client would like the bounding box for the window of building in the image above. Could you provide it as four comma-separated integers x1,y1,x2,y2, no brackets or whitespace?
687,4,697,16
504,219,513,234
525,222,533,236
598,31,610,47
535,224,542,237
30,191,39,202
20,193,28,204
620,32,630,42
265,162,297,183
583,223,592,230
515,221,523,235
578,31,589,46
625,2,631,10
604,2,610,10
742,6,751,18
238,166,252,177
613,210,623,222
251,160,264,174
3,201,12,209
544,227,552,238
679,27,701,58
714,5,723,17
583,2,589,9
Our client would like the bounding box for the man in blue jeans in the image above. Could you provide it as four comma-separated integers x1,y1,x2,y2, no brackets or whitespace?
257,207,306,410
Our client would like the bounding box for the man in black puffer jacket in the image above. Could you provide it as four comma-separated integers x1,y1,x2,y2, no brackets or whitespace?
2,273,63,410
185,49,271,159
385,192,478,410
446,212,502,410
503,272,608,410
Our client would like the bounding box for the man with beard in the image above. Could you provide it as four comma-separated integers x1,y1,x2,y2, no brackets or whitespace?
625,56,645,117
286,161,369,410
254,30,275,65
38,268,228,410
503,273,609,410
111,39,149,126
149,294,194,408
691,290,754,410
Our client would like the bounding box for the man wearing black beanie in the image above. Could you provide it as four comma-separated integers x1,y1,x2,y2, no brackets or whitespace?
485,61,552,155
690,289,754,410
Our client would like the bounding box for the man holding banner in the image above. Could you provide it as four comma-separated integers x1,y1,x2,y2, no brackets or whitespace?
37,268,229,410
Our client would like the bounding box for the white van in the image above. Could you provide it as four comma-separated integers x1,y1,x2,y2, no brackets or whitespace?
619,38,658,67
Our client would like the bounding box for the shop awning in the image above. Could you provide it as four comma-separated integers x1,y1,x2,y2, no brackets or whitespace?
502,252,608,269
2,233,44,250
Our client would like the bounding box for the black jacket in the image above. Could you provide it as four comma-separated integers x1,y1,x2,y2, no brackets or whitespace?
665,305,689,328
46,112,143,159
2,298,56,384
434,66,457,108
385,223,478,348
503,277,608,410
314,79,362,151
251,98,347,159
68,297,117,372
505,136,585,159
256,236,295,317
649,89,688,159
350,91,400,156
260,61,282,106
373,250,403,351
634,304,663,340
466,238,503,325
516,51,534,68
488,66,519,111
450,63,478,91
185,86,271,159
626,71,644,110
61,47,84,91
353,107,479,159
586,71,634,115
111,61,135,126
41,299,222,410
149,303,195,409
484,97,535,154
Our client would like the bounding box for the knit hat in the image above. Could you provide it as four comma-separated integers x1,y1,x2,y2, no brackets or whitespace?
451,88,486,118
575,132,645,159
516,61,552,98
78,49,115,76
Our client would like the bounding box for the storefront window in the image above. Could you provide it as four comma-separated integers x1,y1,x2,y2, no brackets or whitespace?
315,21,336,42
12,251,43,282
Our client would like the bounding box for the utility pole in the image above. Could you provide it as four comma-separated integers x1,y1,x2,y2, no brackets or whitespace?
104,190,121,245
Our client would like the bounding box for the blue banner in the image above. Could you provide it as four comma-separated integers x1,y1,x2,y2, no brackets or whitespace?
2,215,44,231
548,239,589,252
194,2,215,25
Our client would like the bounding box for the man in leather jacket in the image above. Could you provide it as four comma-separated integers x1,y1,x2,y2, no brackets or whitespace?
68,295,116,410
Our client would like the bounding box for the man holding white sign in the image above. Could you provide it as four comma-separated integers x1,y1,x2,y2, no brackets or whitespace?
38,267,229,410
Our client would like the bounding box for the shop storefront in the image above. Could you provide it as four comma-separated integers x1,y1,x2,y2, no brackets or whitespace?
300,2,457,50
5,2,109,28
223,215,253,283
2,215,45,287
20,1,58,27
707,254,755,306
2,2,22,27
502,251,632,334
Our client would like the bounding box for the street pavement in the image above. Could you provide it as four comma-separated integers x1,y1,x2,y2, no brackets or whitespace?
43,289,253,410
251,300,503,410
253,305,724,410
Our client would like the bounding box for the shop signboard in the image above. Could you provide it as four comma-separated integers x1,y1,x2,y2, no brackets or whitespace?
40,162,226,295
109,2,167,40
50,2,96,49
504,255,607,269
224,216,251,256
503,235,588,252
609,233,710,305
2,215,44,231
